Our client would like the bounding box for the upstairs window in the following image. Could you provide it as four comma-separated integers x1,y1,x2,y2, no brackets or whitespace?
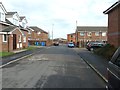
80,32,85,36
102,32,106,36
28,30,31,34
13,18,19,26
37,32,41,35
0,12,5,22
87,32,92,36
95,32,99,36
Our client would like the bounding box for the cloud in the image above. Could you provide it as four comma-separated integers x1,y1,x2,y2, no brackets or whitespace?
0,0,116,39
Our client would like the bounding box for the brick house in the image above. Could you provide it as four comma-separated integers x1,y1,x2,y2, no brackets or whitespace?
67,33,76,44
0,2,28,52
28,26,48,46
103,1,120,47
76,26,108,47
1,26,24,52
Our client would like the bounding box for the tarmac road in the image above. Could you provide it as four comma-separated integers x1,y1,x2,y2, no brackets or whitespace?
1,45,106,88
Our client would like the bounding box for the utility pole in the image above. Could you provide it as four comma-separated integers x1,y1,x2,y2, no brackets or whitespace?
75,20,78,47
52,24,54,45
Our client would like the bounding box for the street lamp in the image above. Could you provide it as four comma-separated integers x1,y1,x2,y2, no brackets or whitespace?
52,24,54,45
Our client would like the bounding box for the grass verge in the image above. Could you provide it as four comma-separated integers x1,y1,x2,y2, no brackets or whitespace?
0,52,14,57
94,44,117,60
25,46,38,50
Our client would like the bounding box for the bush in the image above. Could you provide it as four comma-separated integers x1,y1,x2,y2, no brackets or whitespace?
94,44,117,60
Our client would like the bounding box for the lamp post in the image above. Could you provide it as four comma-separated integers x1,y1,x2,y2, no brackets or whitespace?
52,24,54,45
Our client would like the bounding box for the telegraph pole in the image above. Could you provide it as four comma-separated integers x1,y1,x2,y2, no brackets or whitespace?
76,20,78,47
52,24,54,45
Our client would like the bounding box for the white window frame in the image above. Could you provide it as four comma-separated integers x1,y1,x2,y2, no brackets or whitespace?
80,32,85,36
19,35,22,42
3,34,7,42
0,12,5,21
102,32,106,36
37,32,41,35
23,36,26,43
95,32,99,36
87,32,92,36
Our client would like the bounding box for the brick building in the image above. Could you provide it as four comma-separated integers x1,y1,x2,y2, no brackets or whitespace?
76,26,108,47
67,33,76,44
103,1,120,47
28,26,48,46
0,2,28,52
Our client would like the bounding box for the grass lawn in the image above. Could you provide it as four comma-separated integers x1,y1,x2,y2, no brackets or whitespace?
0,52,14,57
0,46,38,57
25,46,38,50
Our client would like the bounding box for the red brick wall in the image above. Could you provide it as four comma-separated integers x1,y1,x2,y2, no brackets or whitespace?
40,32,48,41
76,31,107,47
108,5,120,47
67,33,76,43
0,34,9,52
77,32,107,41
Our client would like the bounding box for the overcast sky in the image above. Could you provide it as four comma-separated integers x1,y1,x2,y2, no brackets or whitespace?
0,0,117,39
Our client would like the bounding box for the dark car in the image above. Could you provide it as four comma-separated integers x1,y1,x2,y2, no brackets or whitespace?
107,47,120,90
86,41,105,51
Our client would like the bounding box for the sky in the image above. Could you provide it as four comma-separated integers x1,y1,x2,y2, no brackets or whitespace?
0,0,117,39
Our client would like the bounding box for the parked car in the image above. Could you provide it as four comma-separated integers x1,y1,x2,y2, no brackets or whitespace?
53,42,59,46
86,41,105,51
106,47,120,90
68,42,74,48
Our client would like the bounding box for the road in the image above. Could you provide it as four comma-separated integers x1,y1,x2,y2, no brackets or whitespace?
1,45,106,88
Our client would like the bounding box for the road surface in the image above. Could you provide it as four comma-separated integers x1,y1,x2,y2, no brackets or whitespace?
1,45,106,88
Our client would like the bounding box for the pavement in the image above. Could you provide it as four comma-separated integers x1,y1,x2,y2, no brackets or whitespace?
74,48,109,82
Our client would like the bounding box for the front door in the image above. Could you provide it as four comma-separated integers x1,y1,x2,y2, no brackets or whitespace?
13,34,17,50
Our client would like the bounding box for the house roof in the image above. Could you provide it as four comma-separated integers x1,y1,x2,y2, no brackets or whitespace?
5,19,15,26
67,33,75,35
20,16,25,20
103,1,120,14
29,26,48,34
77,26,107,32
20,27,28,32
6,12,17,15
2,26,17,32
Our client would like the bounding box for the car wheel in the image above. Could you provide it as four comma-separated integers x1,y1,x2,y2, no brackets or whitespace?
90,48,94,51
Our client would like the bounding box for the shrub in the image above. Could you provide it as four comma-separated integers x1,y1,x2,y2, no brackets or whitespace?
94,44,117,60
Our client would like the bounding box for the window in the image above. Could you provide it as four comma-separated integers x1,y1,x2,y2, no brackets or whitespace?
19,35,22,42
80,32,85,36
102,32,106,36
13,18,19,26
37,32,41,35
87,32,92,36
28,31,31,34
3,34,7,42
0,13,5,21
23,36,26,42
71,35,73,38
95,32,99,36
